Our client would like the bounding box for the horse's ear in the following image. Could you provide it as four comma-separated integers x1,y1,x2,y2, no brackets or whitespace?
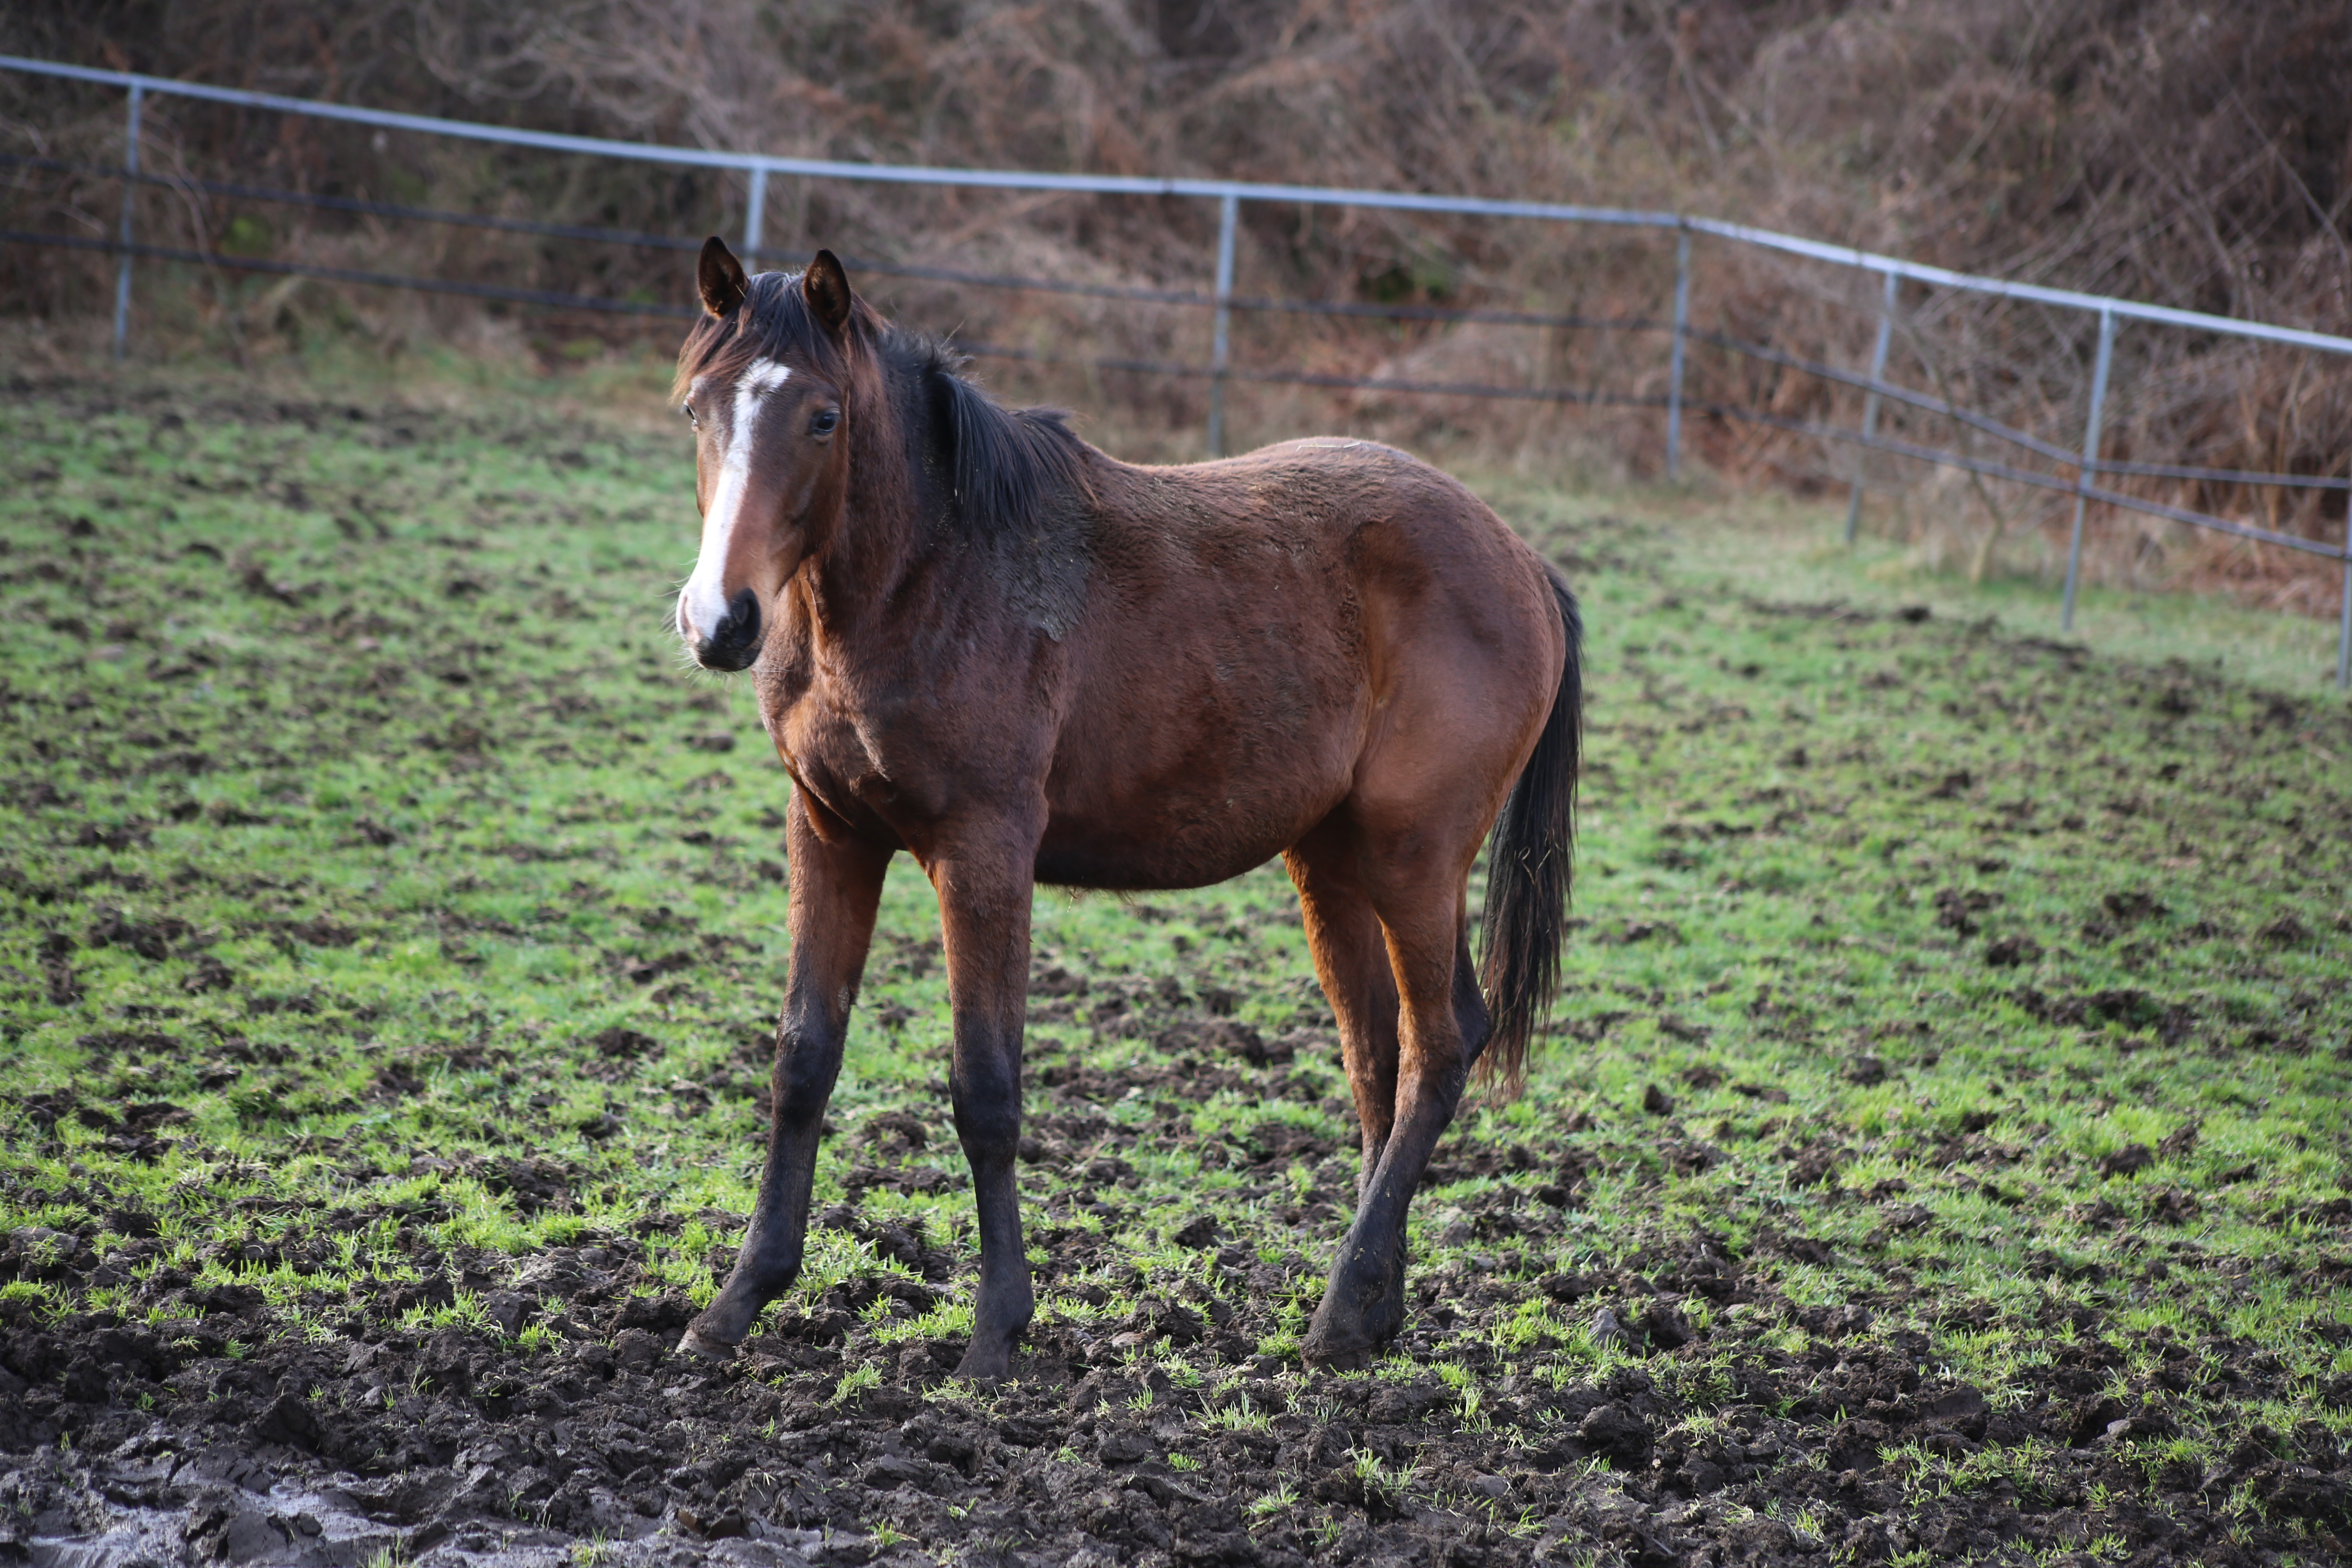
804,249,854,335
698,236,748,318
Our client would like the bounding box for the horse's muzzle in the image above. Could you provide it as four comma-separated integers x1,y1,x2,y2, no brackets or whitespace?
693,587,763,672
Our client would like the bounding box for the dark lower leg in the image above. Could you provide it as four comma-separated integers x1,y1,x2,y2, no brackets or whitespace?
681,1029,849,1354
1304,904,1472,1366
1304,1079,1463,1363
933,834,1040,1380
953,1035,1032,1379
681,798,888,1357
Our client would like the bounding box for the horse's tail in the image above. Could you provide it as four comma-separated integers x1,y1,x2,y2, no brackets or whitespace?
1476,564,1582,1096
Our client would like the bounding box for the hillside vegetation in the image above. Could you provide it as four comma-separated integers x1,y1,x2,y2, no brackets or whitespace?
4,1,2350,614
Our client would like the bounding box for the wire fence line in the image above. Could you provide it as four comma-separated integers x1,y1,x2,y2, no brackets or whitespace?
2,52,2348,686
0,152,1667,333
1690,326,2352,493
0,227,1668,411
1,227,702,318
1708,399,2348,561
8,149,2335,492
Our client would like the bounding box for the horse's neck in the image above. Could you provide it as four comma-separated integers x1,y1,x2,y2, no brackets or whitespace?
799,370,1087,649
797,412,936,634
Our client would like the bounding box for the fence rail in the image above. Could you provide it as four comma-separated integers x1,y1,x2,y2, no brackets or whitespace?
3,51,2347,687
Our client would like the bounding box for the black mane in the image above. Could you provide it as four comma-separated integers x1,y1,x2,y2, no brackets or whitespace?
881,329,1090,541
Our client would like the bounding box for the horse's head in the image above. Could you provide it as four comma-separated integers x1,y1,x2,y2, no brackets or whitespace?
672,238,864,671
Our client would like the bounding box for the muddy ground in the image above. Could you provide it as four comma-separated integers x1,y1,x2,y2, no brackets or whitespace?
8,1037,2352,1568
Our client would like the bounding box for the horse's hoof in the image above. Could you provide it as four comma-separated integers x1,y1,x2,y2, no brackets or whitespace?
1300,1332,1375,1371
953,1339,1015,1383
675,1322,742,1361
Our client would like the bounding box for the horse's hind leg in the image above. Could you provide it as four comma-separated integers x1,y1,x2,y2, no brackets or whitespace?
1284,820,1402,1193
1302,844,1481,1368
1452,923,1494,1071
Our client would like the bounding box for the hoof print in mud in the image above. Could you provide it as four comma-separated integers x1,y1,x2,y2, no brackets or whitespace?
613,1328,666,1371
676,1504,751,1539
247,1392,324,1452
185,1494,296,1564
614,1291,695,1334
1576,1403,1653,1470
1096,1429,1150,1466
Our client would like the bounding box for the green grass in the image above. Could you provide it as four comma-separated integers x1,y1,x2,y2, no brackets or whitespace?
1,361,2349,1531
1615,477,2351,697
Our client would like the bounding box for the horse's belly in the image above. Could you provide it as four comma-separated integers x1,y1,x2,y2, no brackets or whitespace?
1035,617,1366,888
1032,822,1305,891
1034,750,1353,891
1031,822,1294,890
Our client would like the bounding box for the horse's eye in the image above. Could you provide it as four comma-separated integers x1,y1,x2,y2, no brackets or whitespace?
810,408,840,437
682,403,699,428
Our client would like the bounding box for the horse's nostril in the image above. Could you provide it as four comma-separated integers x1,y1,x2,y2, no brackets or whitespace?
695,588,763,671
710,592,757,653
719,587,761,648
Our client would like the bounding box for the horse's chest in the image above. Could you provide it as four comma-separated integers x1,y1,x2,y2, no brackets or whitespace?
774,713,886,806
767,692,947,839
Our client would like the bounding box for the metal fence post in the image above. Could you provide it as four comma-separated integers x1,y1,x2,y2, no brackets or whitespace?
2337,516,2350,690
110,82,143,359
742,165,767,264
1205,192,1238,459
2060,307,2116,633
1844,268,1898,544
1665,225,1690,476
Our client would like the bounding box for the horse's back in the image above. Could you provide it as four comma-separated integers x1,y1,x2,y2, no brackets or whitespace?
1099,436,1538,592
1032,438,1561,889
1100,437,1558,690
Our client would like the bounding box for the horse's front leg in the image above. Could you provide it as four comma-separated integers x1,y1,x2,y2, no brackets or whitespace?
928,824,1040,1381
679,792,890,1359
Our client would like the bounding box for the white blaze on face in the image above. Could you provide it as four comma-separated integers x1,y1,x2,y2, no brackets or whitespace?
679,358,792,644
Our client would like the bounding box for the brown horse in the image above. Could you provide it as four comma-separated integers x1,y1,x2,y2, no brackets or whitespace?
669,238,1580,1378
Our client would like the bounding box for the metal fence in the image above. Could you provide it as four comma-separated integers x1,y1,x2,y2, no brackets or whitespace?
4,51,2348,688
